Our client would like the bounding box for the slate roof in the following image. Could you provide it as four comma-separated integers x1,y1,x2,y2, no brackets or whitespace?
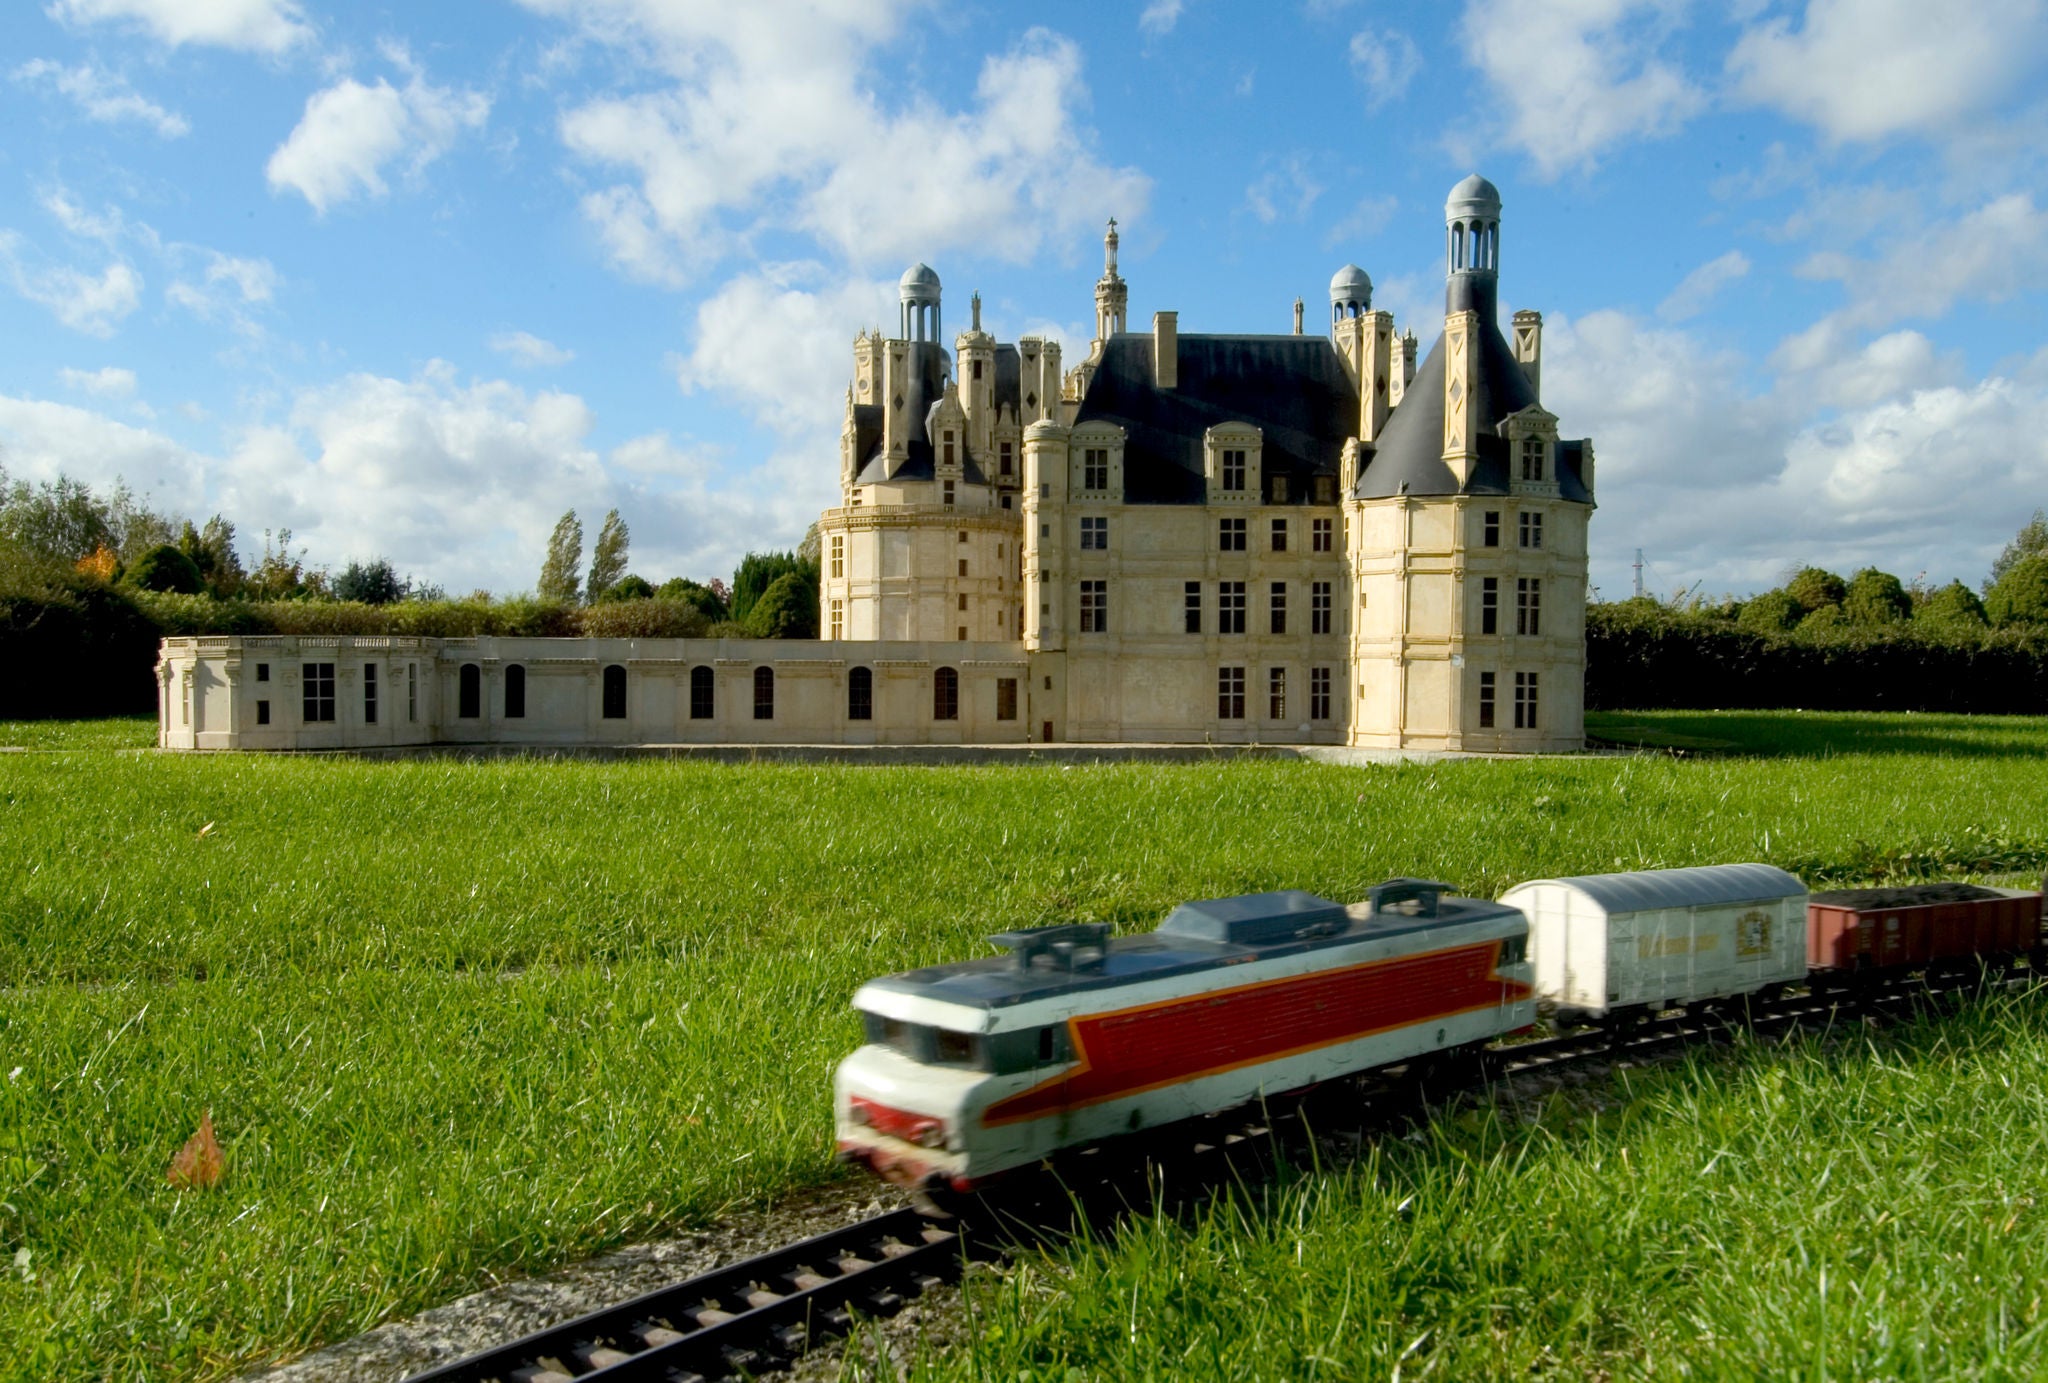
849,341,1020,487
1072,333,1360,504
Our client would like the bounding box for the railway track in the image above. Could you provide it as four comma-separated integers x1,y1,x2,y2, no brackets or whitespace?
405,968,2026,1383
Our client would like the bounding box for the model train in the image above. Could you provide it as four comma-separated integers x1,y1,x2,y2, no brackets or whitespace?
833,864,2044,1194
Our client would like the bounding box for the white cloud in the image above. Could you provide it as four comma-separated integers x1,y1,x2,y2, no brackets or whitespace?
266,53,490,214
1459,0,1704,177
1348,28,1420,109
534,3,1147,282
1657,248,1750,321
46,0,311,54
489,330,575,368
0,236,142,336
1325,193,1398,249
1770,322,1958,412
1797,193,2048,330
1139,0,1184,37
1245,156,1323,225
1729,0,2048,144
13,59,189,137
0,394,206,511
166,248,278,332
58,365,138,397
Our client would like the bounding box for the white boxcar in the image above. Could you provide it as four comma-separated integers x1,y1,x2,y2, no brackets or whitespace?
1500,863,1808,1019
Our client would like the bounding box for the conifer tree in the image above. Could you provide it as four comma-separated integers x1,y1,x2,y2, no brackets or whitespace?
586,509,629,602
537,510,583,603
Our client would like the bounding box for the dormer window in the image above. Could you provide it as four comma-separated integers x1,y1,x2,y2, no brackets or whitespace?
1084,449,1108,490
1269,474,1288,503
1520,438,1545,482
1000,441,1013,476
944,432,956,466
1222,450,1246,492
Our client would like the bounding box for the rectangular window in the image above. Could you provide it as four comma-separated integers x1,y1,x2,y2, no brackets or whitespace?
363,662,378,725
830,599,844,640
958,558,968,577
1000,440,1013,476
1218,666,1246,719
943,479,956,506
302,662,335,723
1222,449,1246,492
691,669,715,720
407,663,417,722
957,593,967,611
959,529,969,543
1520,512,1543,549
1079,579,1108,633
830,534,844,578
1310,667,1331,720
1269,582,1287,635
1311,580,1332,635
943,433,955,466
1483,511,1500,547
256,662,269,682
1313,476,1335,504
1270,518,1288,552
1517,578,1542,636
1482,577,1499,635
1184,581,1201,634
1269,474,1288,503
972,359,983,380
1083,448,1109,490
1080,516,1108,550
1480,671,1496,728
996,678,1018,721
1219,517,1246,551
1521,438,1546,482
958,625,967,641
1268,667,1286,720
1514,670,1540,729
256,699,270,725
1219,581,1246,634
1312,517,1332,552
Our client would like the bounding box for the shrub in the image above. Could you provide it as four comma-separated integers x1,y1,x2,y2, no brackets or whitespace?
1736,590,1801,634
332,559,409,605
656,577,729,623
128,544,205,595
1916,580,1988,628
0,577,162,716
1785,566,1846,614
1842,568,1911,624
596,574,656,603
578,598,708,639
749,571,818,638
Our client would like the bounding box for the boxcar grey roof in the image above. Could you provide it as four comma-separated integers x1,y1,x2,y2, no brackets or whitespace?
1072,333,1360,504
859,892,1523,1012
1501,863,1807,915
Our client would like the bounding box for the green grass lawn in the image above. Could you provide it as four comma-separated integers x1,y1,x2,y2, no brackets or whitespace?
1,711,2046,1380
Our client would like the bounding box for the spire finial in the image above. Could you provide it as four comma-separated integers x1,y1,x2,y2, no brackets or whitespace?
1104,217,1120,275
971,291,981,332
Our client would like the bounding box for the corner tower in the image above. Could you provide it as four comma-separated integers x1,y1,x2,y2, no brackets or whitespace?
1343,174,1595,753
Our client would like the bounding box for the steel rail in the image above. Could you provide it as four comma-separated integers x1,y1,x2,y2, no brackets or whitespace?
404,964,2034,1383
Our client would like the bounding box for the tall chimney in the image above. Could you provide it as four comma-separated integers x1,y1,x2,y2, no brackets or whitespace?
1154,310,1178,389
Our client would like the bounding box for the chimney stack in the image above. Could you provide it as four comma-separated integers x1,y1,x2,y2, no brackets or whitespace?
1154,310,1178,389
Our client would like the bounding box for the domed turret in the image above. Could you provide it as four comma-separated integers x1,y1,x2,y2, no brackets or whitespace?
1329,263,1372,322
1443,174,1502,318
899,263,942,342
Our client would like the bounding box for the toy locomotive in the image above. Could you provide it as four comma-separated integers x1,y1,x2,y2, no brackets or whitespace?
834,865,2043,1194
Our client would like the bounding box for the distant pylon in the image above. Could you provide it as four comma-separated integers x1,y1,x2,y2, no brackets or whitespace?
1633,548,1645,599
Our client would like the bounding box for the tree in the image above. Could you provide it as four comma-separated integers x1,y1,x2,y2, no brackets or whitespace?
749,570,818,638
178,516,245,597
656,576,729,622
796,521,822,564
537,510,583,603
1784,566,1846,614
333,558,409,605
1989,510,2048,590
1915,580,1988,627
585,509,629,602
1736,589,1801,634
247,528,312,600
731,550,816,624
127,543,205,594
0,470,114,563
1841,567,1910,624
1986,554,2048,626
595,573,655,603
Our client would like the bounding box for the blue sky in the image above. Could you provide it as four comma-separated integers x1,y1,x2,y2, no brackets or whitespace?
1,0,2044,601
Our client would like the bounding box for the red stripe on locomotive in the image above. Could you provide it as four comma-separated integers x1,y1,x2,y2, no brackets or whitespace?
983,938,1529,1126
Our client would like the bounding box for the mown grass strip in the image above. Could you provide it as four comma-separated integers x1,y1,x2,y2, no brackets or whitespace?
0,710,2044,1380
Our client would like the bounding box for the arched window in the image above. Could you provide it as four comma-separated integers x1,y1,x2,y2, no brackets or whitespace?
505,664,526,719
753,666,775,720
933,666,959,721
848,666,873,721
458,663,481,719
689,665,714,720
602,664,627,719
1451,223,1464,272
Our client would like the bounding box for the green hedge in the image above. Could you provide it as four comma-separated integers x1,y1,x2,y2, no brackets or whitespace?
1587,603,2048,714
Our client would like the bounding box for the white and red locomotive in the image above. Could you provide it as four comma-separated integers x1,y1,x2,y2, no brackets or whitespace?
834,865,2044,1195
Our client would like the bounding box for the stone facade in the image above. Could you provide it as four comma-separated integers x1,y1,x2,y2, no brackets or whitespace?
158,176,1593,753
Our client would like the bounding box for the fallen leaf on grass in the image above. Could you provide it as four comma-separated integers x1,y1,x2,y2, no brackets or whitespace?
167,1111,224,1190
196,822,216,839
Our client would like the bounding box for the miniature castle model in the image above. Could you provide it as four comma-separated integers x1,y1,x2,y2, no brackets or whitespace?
158,177,1593,752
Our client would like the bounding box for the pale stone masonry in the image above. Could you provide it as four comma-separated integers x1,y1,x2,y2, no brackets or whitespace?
158,176,1592,752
